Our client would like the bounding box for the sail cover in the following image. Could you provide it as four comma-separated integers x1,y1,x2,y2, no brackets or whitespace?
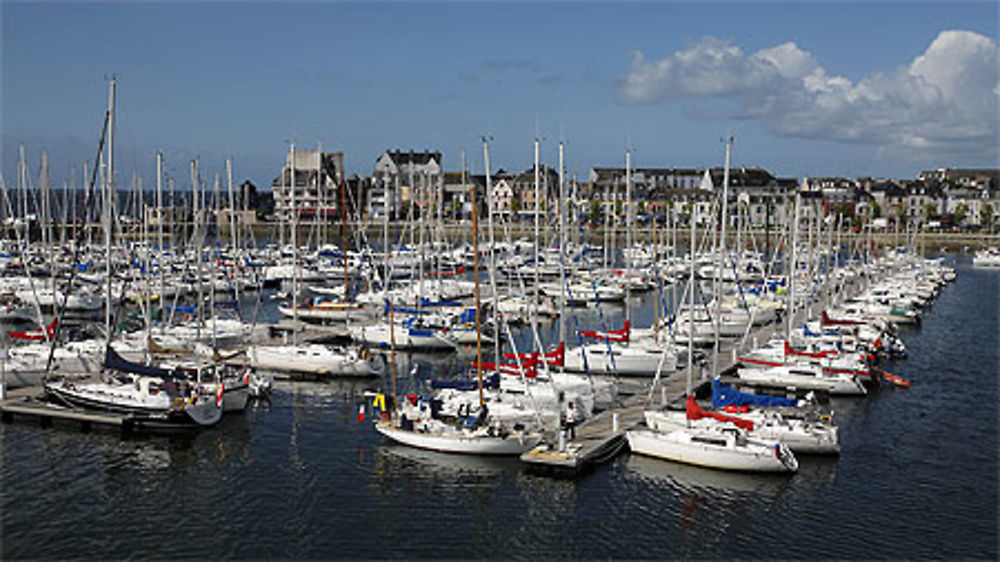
103,346,180,378
687,394,755,431
711,378,798,408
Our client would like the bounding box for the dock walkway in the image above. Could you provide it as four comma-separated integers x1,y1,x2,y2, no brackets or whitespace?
0,385,135,432
521,282,846,475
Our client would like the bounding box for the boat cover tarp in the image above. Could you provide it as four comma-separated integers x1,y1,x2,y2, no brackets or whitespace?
430,372,499,390
711,378,798,408
8,318,57,341
502,342,565,368
104,346,180,378
687,394,755,431
579,321,630,343
418,297,462,308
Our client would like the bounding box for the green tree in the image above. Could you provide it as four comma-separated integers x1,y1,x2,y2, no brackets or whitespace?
923,203,936,221
871,201,882,218
981,203,994,229
955,203,969,224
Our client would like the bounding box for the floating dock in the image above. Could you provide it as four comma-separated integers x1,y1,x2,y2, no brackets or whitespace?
0,385,137,433
520,286,839,476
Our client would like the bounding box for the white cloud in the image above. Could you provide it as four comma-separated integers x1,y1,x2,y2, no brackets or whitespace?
620,31,999,157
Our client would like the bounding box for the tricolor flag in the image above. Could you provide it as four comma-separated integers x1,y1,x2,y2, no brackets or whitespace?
215,382,225,407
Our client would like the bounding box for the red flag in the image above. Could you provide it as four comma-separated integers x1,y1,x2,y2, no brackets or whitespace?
357,404,365,423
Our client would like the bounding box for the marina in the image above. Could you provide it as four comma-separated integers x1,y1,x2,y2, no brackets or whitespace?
3,3,999,557
1,254,996,559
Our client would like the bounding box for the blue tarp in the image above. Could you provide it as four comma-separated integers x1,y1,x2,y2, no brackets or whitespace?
459,307,476,324
430,372,499,391
419,298,462,308
104,346,179,379
711,378,798,408
383,302,427,316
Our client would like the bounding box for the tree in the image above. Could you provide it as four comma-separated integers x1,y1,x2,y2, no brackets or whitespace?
955,203,969,225
871,201,882,219
981,203,994,229
923,203,936,221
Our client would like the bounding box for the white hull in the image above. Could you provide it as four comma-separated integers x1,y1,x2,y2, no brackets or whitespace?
375,423,540,455
248,344,384,376
563,343,677,376
626,428,796,472
737,366,867,396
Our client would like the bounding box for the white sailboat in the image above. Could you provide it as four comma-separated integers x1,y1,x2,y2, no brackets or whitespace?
626,139,798,473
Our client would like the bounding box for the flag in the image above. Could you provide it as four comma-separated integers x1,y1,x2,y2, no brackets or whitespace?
215,382,225,407
357,403,365,423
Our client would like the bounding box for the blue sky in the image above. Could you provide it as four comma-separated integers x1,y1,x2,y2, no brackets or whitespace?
2,2,997,191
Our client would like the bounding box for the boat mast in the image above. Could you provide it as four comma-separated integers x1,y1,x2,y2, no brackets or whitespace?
192,159,203,342
558,141,566,347
156,151,165,330
472,161,484,407
104,77,116,348
785,192,800,342
532,138,540,339
227,158,239,305
713,137,732,367
482,137,500,368
687,198,697,426
625,147,632,326
340,176,349,301
290,142,298,345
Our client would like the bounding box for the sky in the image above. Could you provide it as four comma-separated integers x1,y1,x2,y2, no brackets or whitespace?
2,1,998,192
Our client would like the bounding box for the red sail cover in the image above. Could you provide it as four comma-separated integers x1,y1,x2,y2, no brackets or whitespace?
474,358,538,378
686,395,755,431
9,318,57,341
784,341,835,359
579,321,630,343
502,342,565,368
427,265,466,277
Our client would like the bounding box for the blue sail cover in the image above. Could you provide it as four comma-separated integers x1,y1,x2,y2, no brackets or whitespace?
103,346,181,379
430,372,500,390
419,297,462,308
711,378,798,408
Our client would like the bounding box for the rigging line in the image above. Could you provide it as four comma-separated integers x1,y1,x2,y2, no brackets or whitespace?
44,109,111,375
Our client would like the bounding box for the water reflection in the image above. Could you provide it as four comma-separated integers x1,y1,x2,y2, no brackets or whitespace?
377,443,516,477
625,452,789,499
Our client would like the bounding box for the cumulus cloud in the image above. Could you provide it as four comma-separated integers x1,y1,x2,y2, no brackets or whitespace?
620,31,999,156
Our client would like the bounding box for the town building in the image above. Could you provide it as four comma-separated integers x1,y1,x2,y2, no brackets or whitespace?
270,148,344,223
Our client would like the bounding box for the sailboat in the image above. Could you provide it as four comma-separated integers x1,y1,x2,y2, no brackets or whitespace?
373,140,542,455
626,139,798,473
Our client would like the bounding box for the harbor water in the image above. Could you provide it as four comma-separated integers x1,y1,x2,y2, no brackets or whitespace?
1,256,997,559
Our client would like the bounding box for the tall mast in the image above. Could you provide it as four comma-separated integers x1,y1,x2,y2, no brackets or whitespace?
687,198,697,421
290,143,298,344
558,141,566,346
226,158,238,281
19,144,27,242
472,163,484,407
340,175,349,299
625,147,633,325
713,137,732,364
483,137,500,367
532,138,541,332
104,78,116,347
156,151,165,327
191,159,202,341
785,192,800,342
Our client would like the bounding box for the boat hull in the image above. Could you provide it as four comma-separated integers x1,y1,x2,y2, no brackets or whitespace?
375,423,540,455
